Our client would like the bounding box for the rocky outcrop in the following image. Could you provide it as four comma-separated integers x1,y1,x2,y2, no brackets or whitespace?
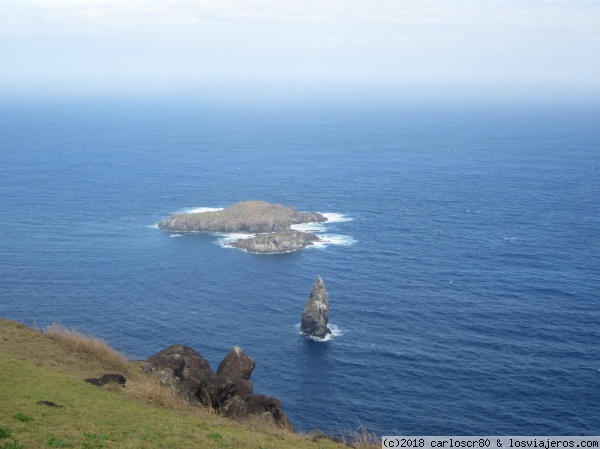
229,230,320,254
216,346,256,399
187,370,237,408
217,346,256,380
143,344,291,428
301,276,332,339
158,200,326,233
221,395,293,429
143,344,211,387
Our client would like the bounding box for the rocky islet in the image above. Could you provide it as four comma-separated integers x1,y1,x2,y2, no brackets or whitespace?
158,200,327,253
300,276,332,339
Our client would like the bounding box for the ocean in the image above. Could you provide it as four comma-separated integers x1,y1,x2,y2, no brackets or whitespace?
1,98,599,436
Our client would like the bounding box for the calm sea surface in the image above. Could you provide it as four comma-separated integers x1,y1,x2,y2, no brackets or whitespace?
1,99,599,436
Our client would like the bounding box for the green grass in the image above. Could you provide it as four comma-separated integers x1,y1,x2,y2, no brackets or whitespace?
10,415,30,424
185,200,280,219
0,427,12,439
0,318,375,449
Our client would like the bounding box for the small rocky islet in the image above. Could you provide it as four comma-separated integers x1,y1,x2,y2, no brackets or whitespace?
158,200,328,254
300,276,332,339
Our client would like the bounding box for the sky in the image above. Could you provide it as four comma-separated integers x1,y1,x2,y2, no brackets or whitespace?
1,0,600,101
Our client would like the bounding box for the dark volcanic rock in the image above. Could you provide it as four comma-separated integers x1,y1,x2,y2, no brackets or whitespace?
216,347,256,399
144,345,235,407
217,346,256,381
220,396,247,419
187,371,238,408
221,395,293,429
300,276,332,339
143,344,211,385
232,378,254,399
143,343,291,428
85,374,127,387
158,200,327,233
229,229,320,254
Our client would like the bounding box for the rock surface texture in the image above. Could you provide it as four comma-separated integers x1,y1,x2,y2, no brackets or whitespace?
221,394,292,429
217,346,256,380
300,276,332,339
143,344,291,429
230,229,320,254
143,344,211,387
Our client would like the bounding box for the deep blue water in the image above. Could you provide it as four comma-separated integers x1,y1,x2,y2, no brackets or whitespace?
1,98,599,436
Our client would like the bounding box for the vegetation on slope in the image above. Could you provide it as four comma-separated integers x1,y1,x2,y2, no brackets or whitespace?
158,200,327,234
0,318,377,449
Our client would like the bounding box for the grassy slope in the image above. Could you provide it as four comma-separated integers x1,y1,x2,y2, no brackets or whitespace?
0,319,355,449
184,201,282,219
173,201,277,224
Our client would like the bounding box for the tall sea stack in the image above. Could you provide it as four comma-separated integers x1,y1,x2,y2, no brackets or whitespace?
300,276,332,339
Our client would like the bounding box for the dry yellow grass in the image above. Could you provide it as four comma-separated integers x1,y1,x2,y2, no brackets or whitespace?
342,424,380,448
123,374,195,410
44,322,129,372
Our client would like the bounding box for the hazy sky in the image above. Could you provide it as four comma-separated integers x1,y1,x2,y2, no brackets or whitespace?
2,0,600,100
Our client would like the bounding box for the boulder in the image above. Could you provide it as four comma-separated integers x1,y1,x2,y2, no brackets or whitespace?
220,395,247,419
217,346,256,381
143,344,239,408
232,378,254,399
301,276,332,339
221,395,293,430
143,344,214,400
143,344,211,385
187,371,237,408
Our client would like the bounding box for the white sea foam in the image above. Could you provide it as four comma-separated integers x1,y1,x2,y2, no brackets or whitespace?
290,222,327,233
327,324,343,339
291,211,355,248
320,213,353,223
169,234,183,238
292,212,353,232
297,323,342,341
175,206,224,214
311,234,356,249
216,233,254,247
